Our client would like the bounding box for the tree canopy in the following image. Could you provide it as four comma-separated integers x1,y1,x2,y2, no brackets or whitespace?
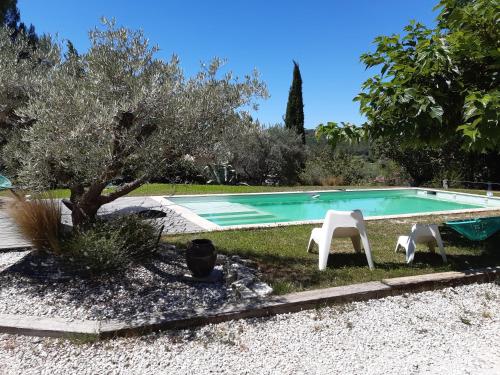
318,0,499,152
1,19,267,225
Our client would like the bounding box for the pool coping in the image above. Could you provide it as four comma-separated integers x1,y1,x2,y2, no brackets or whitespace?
1,266,498,338
155,187,500,232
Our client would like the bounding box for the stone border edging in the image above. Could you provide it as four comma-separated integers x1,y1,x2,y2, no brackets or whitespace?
1,266,498,339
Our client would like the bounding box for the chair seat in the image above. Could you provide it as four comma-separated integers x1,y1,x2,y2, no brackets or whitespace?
397,235,409,243
395,224,446,264
397,234,437,245
307,209,374,271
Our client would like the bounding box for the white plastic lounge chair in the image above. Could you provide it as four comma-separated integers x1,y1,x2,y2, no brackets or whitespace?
307,209,375,271
395,224,447,264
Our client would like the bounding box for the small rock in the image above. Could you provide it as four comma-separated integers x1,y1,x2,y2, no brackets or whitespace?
250,281,273,297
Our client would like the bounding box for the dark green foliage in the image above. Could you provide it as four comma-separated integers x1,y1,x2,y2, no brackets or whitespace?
230,125,305,185
0,0,18,27
62,215,161,274
374,136,500,186
285,61,305,144
355,0,499,151
1,0,37,45
65,40,78,58
148,157,205,184
319,0,499,152
300,149,365,186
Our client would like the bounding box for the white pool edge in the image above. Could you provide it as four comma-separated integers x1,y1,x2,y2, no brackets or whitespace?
156,188,500,232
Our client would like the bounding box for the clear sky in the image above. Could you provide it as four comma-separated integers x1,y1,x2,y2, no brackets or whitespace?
18,0,438,128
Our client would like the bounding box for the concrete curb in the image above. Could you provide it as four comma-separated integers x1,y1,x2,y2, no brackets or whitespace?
0,266,498,339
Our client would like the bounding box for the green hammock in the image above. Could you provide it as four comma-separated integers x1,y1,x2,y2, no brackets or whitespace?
0,174,12,190
446,217,500,241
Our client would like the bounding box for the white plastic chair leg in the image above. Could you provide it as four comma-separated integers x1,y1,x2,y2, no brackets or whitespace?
307,235,314,253
430,225,447,263
359,232,374,270
318,238,332,271
318,245,329,271
351,235,362,253
395,240,403,253
435,236,447,263
406,238,416,264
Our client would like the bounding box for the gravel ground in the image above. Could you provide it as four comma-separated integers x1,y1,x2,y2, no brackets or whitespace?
0,247,233,321
1,282,499,375
0,251,30,273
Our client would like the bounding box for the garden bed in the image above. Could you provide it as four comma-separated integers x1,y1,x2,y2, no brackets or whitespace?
0,245,271,321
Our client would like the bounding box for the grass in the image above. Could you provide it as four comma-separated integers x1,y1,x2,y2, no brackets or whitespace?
165,211,500,295
5,184,343,199
4,183,499,199
2,182,499,294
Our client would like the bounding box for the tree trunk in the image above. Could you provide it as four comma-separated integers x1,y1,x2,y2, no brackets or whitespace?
69,184,105,228
68,177,147,228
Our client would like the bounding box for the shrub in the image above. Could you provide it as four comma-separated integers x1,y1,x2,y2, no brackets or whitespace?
229,124,305,185
321,176,345,186
300,151,364,186
61,215,162,274
150,156,205,184
8,194,63,254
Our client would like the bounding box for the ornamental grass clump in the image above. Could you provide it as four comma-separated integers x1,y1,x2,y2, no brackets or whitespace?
61,215,162,275
8,193,63,254
9,192,162,276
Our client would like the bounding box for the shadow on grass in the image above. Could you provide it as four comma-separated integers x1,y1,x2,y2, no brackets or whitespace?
169,226,500,293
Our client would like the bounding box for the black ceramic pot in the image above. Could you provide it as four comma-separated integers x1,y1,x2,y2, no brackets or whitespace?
186,239,217,278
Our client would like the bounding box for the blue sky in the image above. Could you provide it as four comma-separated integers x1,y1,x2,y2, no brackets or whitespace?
18,0,438,128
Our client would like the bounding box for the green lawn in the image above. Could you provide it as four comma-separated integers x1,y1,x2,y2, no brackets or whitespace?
4,182,499,199
165,211,500,294
6,183,342,199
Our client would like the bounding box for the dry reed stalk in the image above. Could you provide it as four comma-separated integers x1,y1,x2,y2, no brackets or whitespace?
8,193,62,254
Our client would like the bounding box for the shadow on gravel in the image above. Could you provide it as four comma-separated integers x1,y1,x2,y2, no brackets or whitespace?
0,246,254,324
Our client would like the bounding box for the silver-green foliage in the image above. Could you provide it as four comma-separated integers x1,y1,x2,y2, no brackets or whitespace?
62,215,162,275
10,19,267,192
0,27,58,166
227,123,305,185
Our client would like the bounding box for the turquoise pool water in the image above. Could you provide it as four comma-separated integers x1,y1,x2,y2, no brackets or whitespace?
168,189,488,227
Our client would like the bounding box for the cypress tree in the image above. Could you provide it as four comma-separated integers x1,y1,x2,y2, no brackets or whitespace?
284,60,305,144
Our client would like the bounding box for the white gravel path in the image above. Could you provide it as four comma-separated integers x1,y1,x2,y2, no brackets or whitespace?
1,282,499,375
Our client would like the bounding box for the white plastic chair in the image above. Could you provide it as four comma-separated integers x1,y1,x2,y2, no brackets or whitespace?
307,209,375,271
395,224,447,264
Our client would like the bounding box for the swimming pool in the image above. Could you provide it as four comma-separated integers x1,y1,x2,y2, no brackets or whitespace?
164,188,500,230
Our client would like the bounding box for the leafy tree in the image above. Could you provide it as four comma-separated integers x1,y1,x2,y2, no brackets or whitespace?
7,19,267,226
285,60,305,144
318,0,499,152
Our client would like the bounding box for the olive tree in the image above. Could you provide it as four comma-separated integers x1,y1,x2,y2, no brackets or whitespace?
11,19,267,226
0,27,58,170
